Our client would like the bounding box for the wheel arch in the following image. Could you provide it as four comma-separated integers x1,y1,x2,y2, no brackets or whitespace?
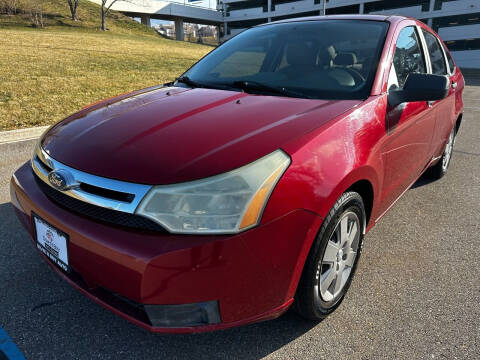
318,166,380,231
345,179,374,228
285,165,380,302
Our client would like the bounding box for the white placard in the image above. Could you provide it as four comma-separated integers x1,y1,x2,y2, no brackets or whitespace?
34,216,69,272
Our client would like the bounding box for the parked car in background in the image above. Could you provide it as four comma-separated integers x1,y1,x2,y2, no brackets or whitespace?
11,15,463,333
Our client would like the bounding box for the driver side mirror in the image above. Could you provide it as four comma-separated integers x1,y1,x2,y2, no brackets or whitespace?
388,73,449,108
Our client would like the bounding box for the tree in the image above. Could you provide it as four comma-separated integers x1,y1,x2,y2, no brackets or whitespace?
28,0,44,28
66,0,80,21
0,0,20,15
100,0,122,31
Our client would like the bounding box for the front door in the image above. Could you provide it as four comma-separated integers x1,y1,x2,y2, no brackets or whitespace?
380,25,437,212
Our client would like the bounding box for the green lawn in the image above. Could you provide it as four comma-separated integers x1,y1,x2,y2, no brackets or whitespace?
0,0,213,130
0,28,211,130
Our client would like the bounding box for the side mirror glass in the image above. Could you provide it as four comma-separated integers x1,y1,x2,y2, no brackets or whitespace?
388,73,449,108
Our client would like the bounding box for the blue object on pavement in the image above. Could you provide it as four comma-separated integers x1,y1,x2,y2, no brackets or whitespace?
0,327,26,360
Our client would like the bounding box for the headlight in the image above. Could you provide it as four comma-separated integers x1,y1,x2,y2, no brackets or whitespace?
135,150,290,234
32,125,53,160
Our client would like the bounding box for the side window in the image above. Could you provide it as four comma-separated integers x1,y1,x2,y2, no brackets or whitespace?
422,30,447,75
388,27,427,90
442,42,455,74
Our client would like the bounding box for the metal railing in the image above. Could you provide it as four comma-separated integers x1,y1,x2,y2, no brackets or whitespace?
164,0,217,10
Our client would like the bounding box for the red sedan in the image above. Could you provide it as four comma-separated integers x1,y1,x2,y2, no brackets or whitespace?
11,15,464,333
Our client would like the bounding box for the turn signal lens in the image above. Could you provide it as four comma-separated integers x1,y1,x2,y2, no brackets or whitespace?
238,167,285,230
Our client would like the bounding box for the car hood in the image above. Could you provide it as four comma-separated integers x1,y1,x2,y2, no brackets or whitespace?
41,86,361,184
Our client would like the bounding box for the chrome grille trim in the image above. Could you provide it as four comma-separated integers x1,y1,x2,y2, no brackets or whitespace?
32,147,152,214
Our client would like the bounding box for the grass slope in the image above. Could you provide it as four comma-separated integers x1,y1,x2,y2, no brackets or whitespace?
0,2,212,130
0,0,157,35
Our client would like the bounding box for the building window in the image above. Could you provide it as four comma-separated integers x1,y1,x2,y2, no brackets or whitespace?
326,4,360,15
445,38,480,51
272,10,321,21
434,0,459,11
432,12,480,32
228,18,268,35
365,0,430,13
271,0,303,12
227,0,268,14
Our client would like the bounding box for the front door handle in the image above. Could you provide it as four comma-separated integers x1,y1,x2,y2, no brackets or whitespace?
451,81,457,89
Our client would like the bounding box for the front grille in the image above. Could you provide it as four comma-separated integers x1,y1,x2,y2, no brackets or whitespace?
35,155,135,203
34,171,167,233
79,182,135,203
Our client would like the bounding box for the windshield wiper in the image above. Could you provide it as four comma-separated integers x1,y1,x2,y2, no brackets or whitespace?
175,76,235,92
175,76,205,88
230,80,312,99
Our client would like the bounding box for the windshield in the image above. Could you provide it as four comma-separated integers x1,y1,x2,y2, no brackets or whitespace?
181,20,389,100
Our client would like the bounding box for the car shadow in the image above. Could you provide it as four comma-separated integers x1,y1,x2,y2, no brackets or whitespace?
0,201,317,360
410,172,437,189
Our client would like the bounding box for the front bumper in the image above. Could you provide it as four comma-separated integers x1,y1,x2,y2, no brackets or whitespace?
11,162,321,333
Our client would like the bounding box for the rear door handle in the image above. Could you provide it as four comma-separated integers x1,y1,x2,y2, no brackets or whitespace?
451,81,457,89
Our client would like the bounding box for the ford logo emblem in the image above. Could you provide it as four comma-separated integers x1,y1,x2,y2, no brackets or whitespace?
47,169,74,192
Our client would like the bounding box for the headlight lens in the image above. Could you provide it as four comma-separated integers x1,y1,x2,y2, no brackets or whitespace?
135,150,290,234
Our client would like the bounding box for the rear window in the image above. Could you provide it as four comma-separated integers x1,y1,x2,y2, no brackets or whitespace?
442,42,455,73
183,20,389,100
422,30,448,75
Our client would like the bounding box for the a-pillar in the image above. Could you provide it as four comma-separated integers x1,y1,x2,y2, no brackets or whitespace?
175,18,184,41
140,14,151,27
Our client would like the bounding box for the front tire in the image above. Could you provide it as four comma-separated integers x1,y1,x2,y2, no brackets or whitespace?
294,191,365,320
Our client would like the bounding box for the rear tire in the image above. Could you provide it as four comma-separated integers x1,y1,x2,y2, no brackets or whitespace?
427,127,456,180
294,191,365,320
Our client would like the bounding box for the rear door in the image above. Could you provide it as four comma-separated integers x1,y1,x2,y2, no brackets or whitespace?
420,29,456,158
443,44,464,118
381,25,436,210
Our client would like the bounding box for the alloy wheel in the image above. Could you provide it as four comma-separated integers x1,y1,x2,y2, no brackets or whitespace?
442,128,455,171
317,211,361,302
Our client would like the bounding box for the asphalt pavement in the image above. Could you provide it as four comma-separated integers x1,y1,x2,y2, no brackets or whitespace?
0,84,479,360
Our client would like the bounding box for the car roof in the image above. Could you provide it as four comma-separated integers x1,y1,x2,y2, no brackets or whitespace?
263,14,408,26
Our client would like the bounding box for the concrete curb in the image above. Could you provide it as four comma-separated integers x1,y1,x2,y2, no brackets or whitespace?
0,126,49,145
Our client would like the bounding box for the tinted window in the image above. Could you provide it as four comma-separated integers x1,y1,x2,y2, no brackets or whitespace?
422,30,447,75
182,20,389,100
209,45,268,78
389,27,426,89
442,42,455,73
